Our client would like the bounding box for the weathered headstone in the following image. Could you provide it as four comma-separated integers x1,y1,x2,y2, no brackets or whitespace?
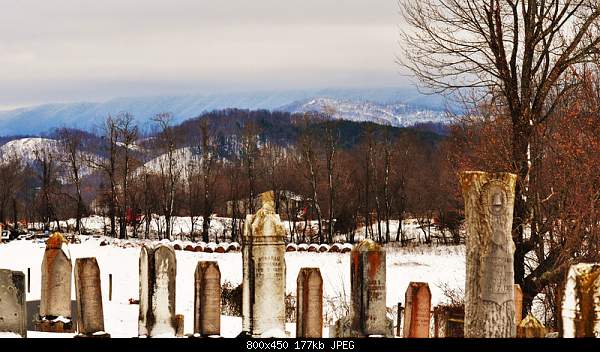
241,191,287,337
403,282,431,338
74,257,107,337
138,243,177,337
561,263,600,337
296,268,323,338
39,232,73,332
194,261,221,336
514,284,523,326
517,314,546,338
333,239,393,337
433,305,464,338
0,269,27,337
459,171,517,337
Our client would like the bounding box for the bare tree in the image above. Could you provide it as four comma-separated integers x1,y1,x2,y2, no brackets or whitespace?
0,151,24,227
33,148,60,231
57,128,87,234
152,112,181,240
115,113,139,239
400,0,600,310
196,119,218,242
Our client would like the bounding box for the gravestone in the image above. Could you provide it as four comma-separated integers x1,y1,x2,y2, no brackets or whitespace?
517,314,546,338
194,261,221,336
296,268,323,337
459,171,517,337
74,257,108,337
333,239,393,337
0,269,26,337
403,282,431,338
561,263,600,337
514,284,523,326
138,243,177,337
433,305,464,338
39,232,73,332
241,191,287,337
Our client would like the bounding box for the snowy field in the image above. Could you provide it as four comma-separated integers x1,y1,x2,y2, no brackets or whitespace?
0,236,465,338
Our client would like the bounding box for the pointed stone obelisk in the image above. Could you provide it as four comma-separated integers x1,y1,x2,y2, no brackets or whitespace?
459,171,517,338
241,191,287,337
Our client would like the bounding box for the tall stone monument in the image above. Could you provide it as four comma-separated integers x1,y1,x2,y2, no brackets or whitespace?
333,239,393,337
39,232,73,332
74,257,108,337
241,191,287,337
459,171,517,337
403,282,431,338
296,267,323,338
561,263,600,337
194,261,221,336
138,243,177,337
0,269,27,337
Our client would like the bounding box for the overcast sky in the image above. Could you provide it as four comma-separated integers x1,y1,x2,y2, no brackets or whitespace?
0,0,408,110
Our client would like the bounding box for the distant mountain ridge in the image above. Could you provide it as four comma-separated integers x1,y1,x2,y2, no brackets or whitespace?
0,88,450,136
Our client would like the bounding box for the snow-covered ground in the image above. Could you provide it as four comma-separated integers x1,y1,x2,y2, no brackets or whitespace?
0,236,465,338
36,215,452,246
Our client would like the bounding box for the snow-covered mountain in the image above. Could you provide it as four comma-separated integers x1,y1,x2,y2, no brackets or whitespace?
281,97,448,127
0,88,449,136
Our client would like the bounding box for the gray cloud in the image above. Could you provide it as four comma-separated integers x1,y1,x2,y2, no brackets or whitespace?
0,0,409,109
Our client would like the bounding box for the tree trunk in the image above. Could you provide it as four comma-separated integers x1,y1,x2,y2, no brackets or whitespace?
459,171,517,338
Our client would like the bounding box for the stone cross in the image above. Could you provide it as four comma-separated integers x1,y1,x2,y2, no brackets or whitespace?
40,232,72,320
194,261,221,336
241,196,287,337
0,269,26,337
74,257,106,336
561,263,600,337
403,282,431,338
296,268,323,338
138,243,177,337
333,239,393,337
459,171,517,338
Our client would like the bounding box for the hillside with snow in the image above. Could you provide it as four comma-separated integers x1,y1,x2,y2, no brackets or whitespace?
0,137,101,179
281,97,448,127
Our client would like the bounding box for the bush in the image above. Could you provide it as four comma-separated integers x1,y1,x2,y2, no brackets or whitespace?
221,280,242,316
